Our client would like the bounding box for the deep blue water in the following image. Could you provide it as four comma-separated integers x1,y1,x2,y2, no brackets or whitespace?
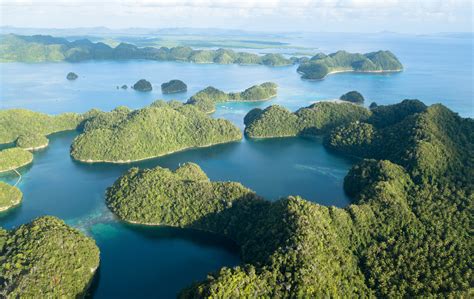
0,33,472,298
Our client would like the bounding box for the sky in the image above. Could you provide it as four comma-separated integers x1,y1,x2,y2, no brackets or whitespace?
0,0,472,33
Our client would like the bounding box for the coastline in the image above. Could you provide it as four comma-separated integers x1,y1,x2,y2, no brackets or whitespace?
22,140,49,151
71,137,242,164
298,68,403,81
0,156,33,173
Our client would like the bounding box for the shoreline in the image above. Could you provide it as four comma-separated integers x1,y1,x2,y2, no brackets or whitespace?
72,137,242,164
0,157,33,173
22,140,49,151
299,68,403,81
0,195,22,212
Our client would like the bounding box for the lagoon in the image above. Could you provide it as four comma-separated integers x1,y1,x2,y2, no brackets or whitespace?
0,32,472,297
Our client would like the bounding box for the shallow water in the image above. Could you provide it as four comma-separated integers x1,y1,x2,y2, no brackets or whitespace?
0,33,472,298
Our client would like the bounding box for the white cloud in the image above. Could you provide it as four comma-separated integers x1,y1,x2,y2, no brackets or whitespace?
0,0,472,32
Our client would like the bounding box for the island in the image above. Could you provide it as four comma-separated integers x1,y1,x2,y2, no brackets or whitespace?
187,82,278,113
0,216,100,297
66,72,78,80
15,133,49,150
121,84,128,89
132,79,152,92
297,50,403,80
244,101,370,138
70,102,242,163
340,90,364,103
0,109,83,146
0,147,33,173
0,182,22,212
161,79,187,94
105,100,472,297
0,34,293,66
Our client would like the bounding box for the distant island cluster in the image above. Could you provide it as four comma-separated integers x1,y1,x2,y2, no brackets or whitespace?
1,34,403,81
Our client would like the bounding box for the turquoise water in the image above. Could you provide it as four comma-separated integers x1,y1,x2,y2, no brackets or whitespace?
0,33,472,298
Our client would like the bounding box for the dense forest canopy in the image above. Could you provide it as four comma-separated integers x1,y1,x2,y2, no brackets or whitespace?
0,216,100,297
70,102,242,163
244,101,370,138
297,50,403,79
0,109,82,145
0,147,33,172
187,82,278,113
0,182,22,212
106,100,473,297
0,34,292,66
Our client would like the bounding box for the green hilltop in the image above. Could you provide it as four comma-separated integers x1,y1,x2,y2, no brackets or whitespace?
0,216,100,297
106,100,473,297
0,182,22,212
297,50,403,79
70,102,242,163
187,82,278,113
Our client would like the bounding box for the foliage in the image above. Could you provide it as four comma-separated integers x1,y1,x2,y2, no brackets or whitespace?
0,34,292,66
105,99,472,297
70,104,242,162
132,79,152,91
0,182,22,211
161,79,187,94
297,50,403,79
340,90,365,103
0,147,33,172
0,216,100,297
244,101,371,138
187,82,278,113
0,109,82,145
15,133,49,150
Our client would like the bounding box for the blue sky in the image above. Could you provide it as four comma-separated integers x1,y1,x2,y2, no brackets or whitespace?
1,0,472,33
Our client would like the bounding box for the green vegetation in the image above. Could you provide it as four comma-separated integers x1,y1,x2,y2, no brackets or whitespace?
340,90,365,103
0,182,22,212
297,50,403,79
70,103,242,163
0,216,100,297
161,79,187,94
0,148,33,173
244,101,371,138
0,109,82,145
106,100,472,297
66,72,78,80
0,34,292,66
187,82,278,113
15,133,49,150
132,79,152,92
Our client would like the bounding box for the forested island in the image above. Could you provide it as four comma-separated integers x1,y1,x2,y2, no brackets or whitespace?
161,79,187,94
0,216,100,297
0,182,22,212
340,90,365,103
132,79,152,91
0,147,33,173
244,101,370,138
105,100,472,297
15,133,49,150
70,102,242,163
297,50,403,79
187,82,278,113
0,34,292,66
